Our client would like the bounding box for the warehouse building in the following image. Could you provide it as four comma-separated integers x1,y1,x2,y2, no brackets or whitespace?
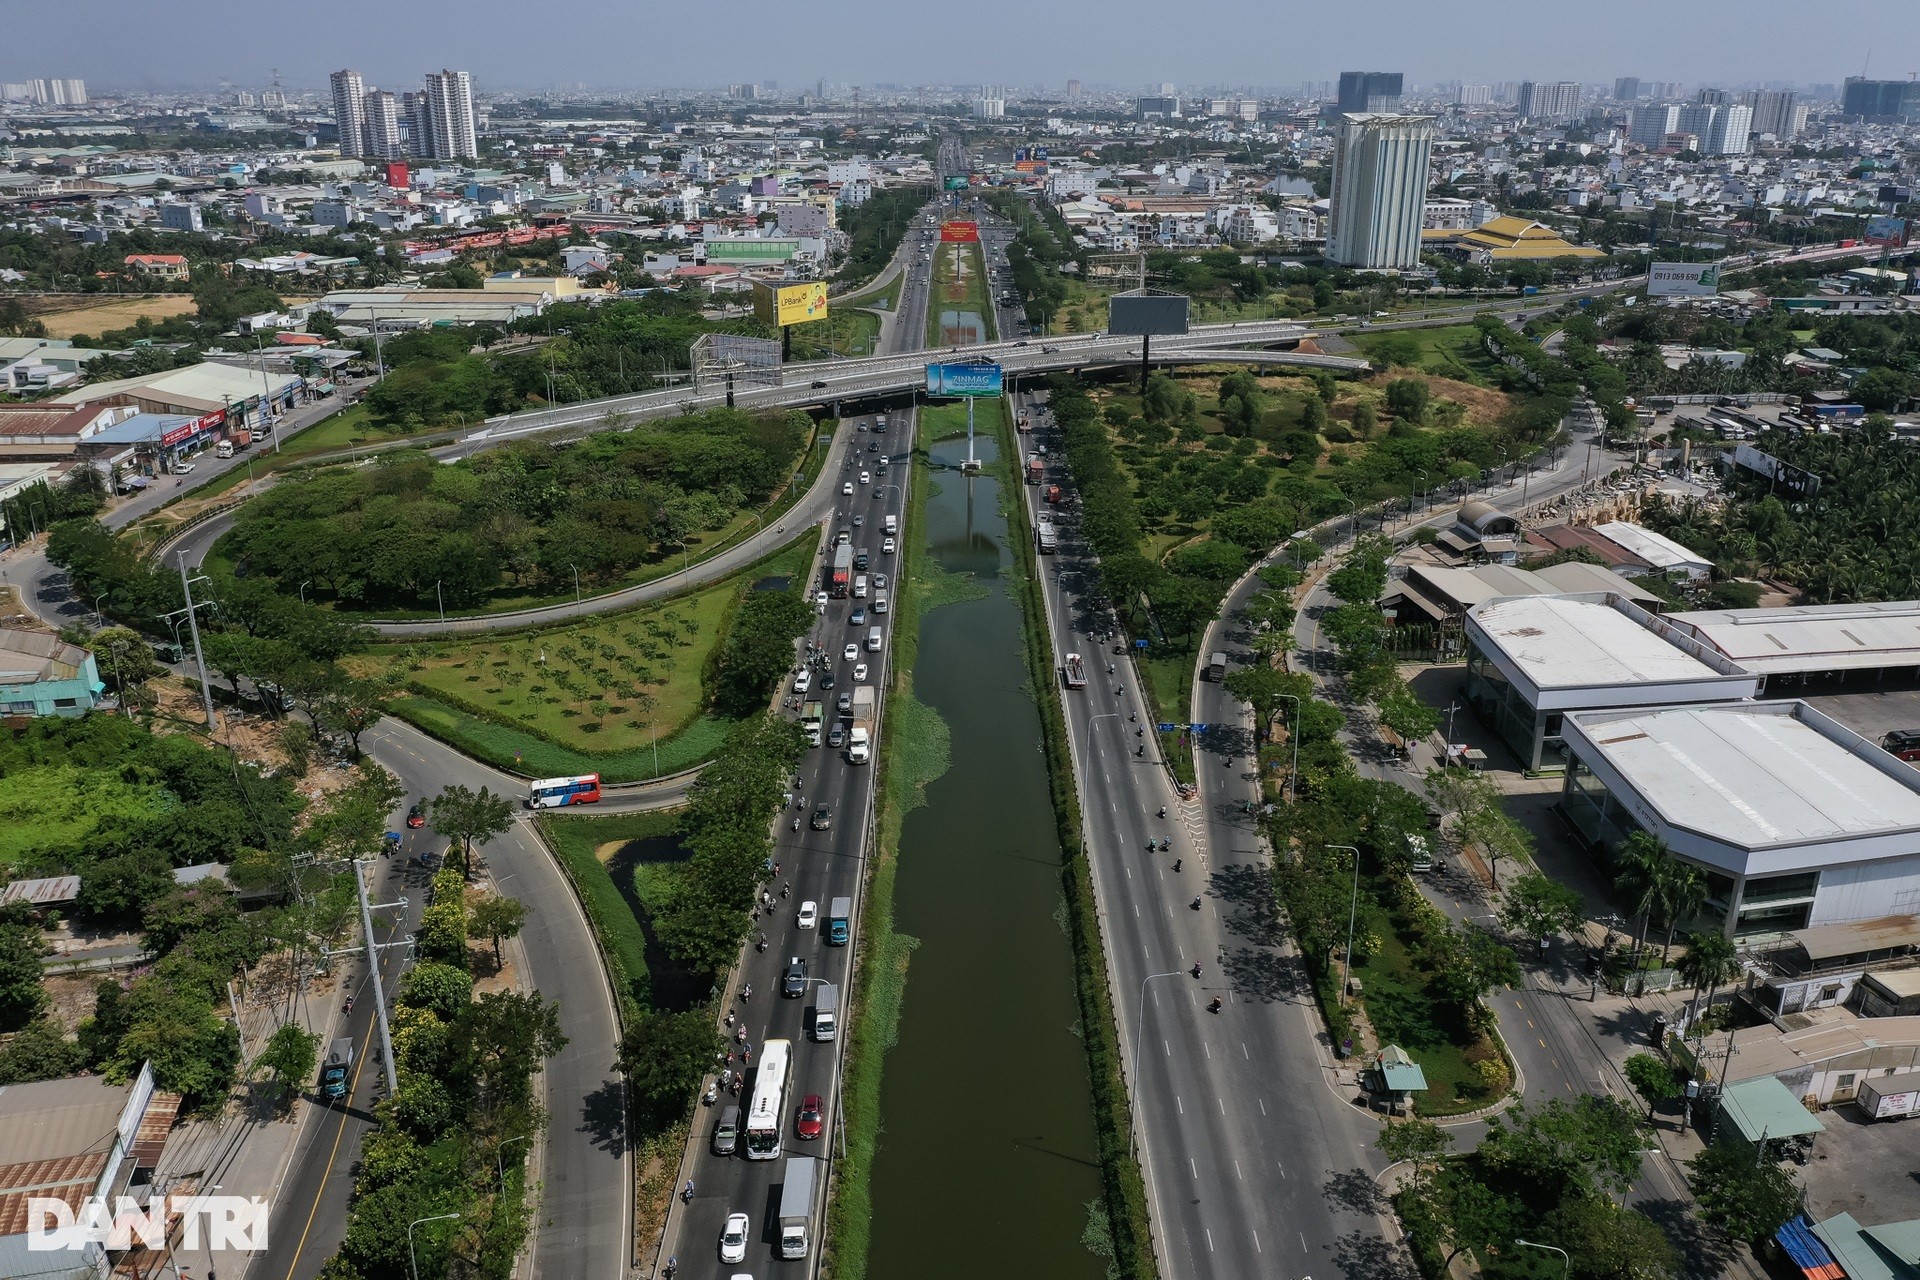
1463,592,1760,771
1665,600,1920,689
1560,700,1920,938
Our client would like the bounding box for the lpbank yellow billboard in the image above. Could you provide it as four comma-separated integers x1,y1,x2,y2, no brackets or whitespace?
755,280,829,327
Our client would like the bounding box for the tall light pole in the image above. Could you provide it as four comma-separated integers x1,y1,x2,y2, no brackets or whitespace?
1129,970,1186,1159
175,551,218,732
1514,1239,1570,1280
1328,844,1361,1008
435,579,445,624
568,562,581,603
407,1212,460,1280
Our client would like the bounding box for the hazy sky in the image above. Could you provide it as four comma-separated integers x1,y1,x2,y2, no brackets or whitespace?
5,0,1909,95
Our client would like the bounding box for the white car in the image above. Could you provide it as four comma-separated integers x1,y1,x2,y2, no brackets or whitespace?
720,1213,749,1264
859,470,871,485
815,590,828,608
873,573,889,590
853,663,869,682
844,643,859,662
882,537,896,555
798,900,818,929
794,670,812,695
842,481,854,496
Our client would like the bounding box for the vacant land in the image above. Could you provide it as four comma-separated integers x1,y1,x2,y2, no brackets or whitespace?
0,764,169,862
1355,324,1506,389
34,295,198,338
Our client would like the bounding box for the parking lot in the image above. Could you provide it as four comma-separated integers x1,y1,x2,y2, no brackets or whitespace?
1797,1100,1920,1227
1799,679,1920,755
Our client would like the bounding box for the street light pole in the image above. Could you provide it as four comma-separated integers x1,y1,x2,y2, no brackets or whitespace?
407,1212,460,1280
1514,1238,1570,1280
436,579,445,624
175,552,219,732
1129,970,1185,1159
1276,693,1300,805
1329,844,1361,1006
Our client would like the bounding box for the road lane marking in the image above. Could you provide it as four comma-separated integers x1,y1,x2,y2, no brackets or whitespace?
1206,1228,1215,1253
1301,1232,1309,1254
1217,1097,1225,1115
1190,1158,1197,1178
1258,1099,1267,1116
1234,1159,1243,1180
1241,1042,1249,1059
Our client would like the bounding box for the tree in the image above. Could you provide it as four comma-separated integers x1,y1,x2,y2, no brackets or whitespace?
88,627,163,707
1350,401,1378,438
1550,1195,1682,1280
0,923,49,1031
399,961,474,1021
618,1006,723,1131
1385,377,1431,423
1481,1095,1645,1201
1498,872,1585,942
467,893,528,967
1677,928,1740,1018
0,1017,84,1084
428,783,516,878
1223,664,1306,743
1624,1051,1679,1120
317,678,388,758
1376,1116,1452,1194
1688,1142,1803,1242
1617,830,1671,960
256,1023,320,1111
1377,681,1441,748
415,869,469,966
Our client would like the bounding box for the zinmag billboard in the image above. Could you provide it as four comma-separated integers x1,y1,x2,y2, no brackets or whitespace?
924,362,1003,397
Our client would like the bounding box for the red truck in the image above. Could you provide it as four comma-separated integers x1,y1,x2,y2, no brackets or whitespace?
1045,484,1062,504
1025,454,1044,485
829,544,853,598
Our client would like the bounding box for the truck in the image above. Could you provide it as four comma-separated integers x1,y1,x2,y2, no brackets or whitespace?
801,701,824,747
884,513,898,535
1205,651,1229,681
1062,652,1087,689
1035,517,1058,555
829,544,853,598
1018,413,1033,433
779,1155,819,1259
828,895,852,945
1025,454,1044,485
1856,1070,1920,1121
847,686,877,764
321,1037,354,1103
1045,484,1063,504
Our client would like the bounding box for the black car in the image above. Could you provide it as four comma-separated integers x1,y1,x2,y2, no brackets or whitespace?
811,379,828,388
810,805,831,831
783,957,808,997
820,670,836,691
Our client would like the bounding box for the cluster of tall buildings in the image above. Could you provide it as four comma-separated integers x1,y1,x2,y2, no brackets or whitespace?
1516,80,1583,122
0,78,86,105
1841,76,1920,123
330,68,476,162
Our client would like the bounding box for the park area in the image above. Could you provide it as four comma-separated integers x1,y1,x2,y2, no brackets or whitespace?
351,534,814,781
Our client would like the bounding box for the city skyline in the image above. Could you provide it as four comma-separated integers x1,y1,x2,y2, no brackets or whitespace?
3,0,1912,94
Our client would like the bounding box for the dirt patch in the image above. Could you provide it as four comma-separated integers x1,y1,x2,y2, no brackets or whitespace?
0,584,52,632
35,295,198,339
44,971,107,1035
1369,366,1512,422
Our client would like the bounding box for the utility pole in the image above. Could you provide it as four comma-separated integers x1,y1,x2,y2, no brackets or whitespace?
176,552,218,732
353,858,400,1094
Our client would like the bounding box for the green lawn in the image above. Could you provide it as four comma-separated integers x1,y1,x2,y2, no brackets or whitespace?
836,270,904,314
1355,324,1504,386
787,307,882,361
926,238,995,346
0,765,170,862
538,808,688,1009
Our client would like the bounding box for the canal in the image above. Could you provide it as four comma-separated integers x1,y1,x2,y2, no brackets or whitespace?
865,430,1108,1280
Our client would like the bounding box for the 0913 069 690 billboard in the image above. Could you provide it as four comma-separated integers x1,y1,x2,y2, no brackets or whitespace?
1646,261,1721,298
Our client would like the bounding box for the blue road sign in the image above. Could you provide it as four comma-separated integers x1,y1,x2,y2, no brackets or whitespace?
1135,639,1149,649
1157,723,1176,733
1189,722,1210,732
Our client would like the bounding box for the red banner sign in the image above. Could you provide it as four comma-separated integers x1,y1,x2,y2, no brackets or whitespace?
939,220,980,243
161,409,224,448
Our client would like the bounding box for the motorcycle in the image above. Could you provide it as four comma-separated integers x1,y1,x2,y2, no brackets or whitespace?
1191,962,1203,977
343,996,355,1014
1190,898,1201,911
681,1180,695,1204
1208,997,1222,1014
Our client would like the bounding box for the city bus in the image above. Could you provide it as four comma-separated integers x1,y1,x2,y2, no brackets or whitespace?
525,774,603,809
743,1038,793,1161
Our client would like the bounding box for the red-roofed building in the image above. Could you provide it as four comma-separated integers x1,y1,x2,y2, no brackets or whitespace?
0,402,131,461
123,253,189,281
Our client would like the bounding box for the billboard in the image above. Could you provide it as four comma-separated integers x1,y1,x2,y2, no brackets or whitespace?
1108,290,1192,336
1731,444,1821,499
703,237,801,263
1646,262,1721,298
939,220,980,243
754,281,829,327
1864,215,1910,247
924,361,1003,397
943,175,969,191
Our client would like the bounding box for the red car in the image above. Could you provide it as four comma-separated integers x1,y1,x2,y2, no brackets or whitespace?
405,803,426,829
795,1094,824,1141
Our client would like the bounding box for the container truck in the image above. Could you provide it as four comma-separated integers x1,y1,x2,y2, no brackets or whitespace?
1856,1070,1920,1120
829,544,853,598
321,1037,354,1102
1046,484,1063,504
801,701,824,747
1025,454,1044,485
1062,653,1087,689
827,896,852,945
847,686,877,764
779,1156,819,1258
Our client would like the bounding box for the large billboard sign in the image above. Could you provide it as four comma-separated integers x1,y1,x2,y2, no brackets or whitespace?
942,175,969,191
924,361,1003,398
1646,262,1721,298
754,281,829,327
1732,443,1822,499
1108,290,1192,336
939,220,980,243
1864,215,1910,247
704,237,800,263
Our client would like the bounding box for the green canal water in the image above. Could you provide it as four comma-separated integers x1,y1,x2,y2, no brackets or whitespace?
865,434,1107,1280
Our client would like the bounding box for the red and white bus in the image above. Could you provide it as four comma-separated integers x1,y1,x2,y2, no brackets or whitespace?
525,774,603,809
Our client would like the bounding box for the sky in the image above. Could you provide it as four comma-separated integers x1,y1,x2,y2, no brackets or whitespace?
4,0,1912,95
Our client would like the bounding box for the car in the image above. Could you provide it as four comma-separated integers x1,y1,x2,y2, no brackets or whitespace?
842,482,854,496
868,441,879,451
1015,339,1031,347
175,462,196,474
837,691,853,714
859,471,871,485
782,957,808,997
798,900,818,929
850,607,867,626
873,573,889,590
796,1094,824,1140
882,536,897,555
814,590,828,608
827,724,845,748
844,643,859,662
405,802,426,829
1041,345,1059,354
853,662,868,682
720,1213,749,1264
793,670,812,695
852,514,864,527
810,805,831,831
811,379,828,389
820,669,836,690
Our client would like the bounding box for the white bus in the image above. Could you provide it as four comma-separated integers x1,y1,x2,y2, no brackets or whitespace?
743,1037,793,1161
525,774,603,809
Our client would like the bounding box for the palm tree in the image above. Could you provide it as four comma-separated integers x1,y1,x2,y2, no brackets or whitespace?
1677,929,1740,1027
1659,861,1710,965
1616,831,1669,963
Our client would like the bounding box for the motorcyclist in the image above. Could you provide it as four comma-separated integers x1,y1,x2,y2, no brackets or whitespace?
1157,806,1167,818
1173,859,1182,872
1209,997,1222,1013
1191,897,1201,911
1191,962,1203,977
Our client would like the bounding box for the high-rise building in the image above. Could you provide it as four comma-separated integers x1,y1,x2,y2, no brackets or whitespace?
1325,113,1433,271
1455,84,1492,107
1841,77,1920,123
0,84,31,101
1516,80,1582,121
1613,77,1641,101
1674,103,1717,148
329,69,368,157
363,90,402,160
1066,79,1082,99
1745,89,1798,138
419,70,478,160
26,78,86,105
1135,95,1180,118
1628,103,1680,146
1336,71,1403,116
1696,88,1730,106
1705,103,1752,156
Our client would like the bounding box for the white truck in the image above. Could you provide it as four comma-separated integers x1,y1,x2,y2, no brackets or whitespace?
779,1155,819,1258
1856,1070,1920,1120
847,686,877,764
884,513,898,535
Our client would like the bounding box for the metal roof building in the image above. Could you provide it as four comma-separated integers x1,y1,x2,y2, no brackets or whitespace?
1590,520,1715,581
1560,700,1920,937
1666,600,1920,680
